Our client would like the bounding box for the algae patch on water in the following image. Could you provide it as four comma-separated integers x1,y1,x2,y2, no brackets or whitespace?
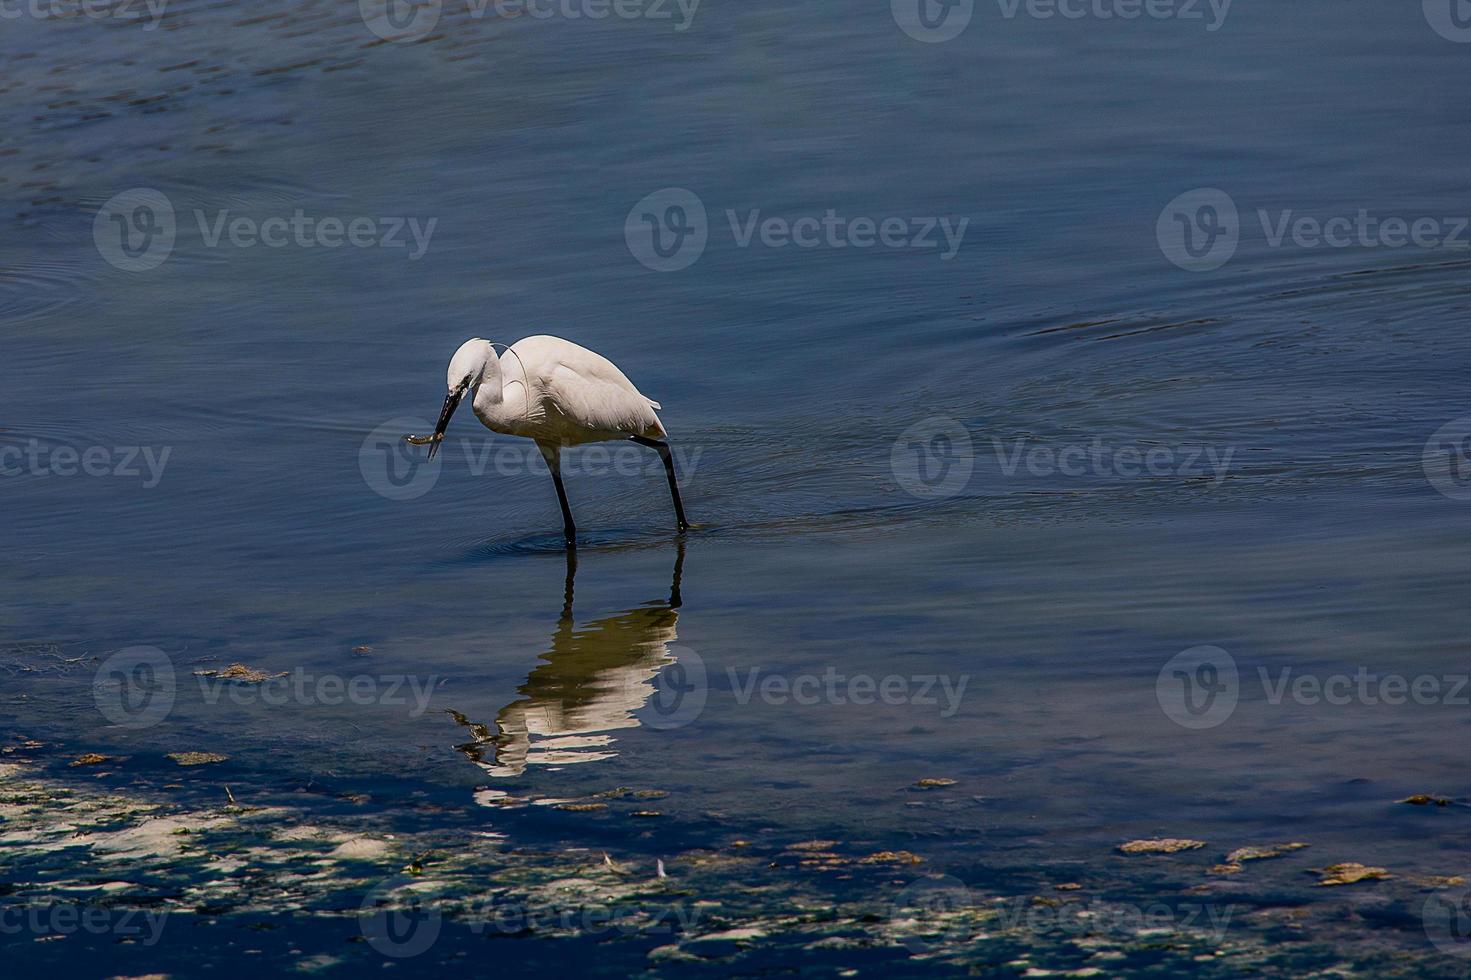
0,761,1463,976
193,663,287,683
1117,838,1207,855
1315,862,1392,886
1211,842,1310,875
1397,794,1452,806
167,752,229,766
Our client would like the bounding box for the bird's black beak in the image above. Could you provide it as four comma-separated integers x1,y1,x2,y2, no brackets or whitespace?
427,385,465,460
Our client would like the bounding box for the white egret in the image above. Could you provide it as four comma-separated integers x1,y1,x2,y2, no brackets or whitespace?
408,336,689,545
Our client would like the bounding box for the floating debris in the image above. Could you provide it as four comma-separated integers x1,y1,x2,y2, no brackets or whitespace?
590,786,668,801
193,664,285,683
859,850,924,865
1212,842,1310,874
166,752,227,766
686,926,766,944
1316,863,1392,886
630,810,662,818
555,802,607,812
1397,795,1452,807
69,753,113,767
787,840,839,852
586,787,670,802
1054,882,1082,891
592,786,636,799
1227,842,1310,863
351,645,373,654
329,837,393,862
1414,875,1466,888
914,778,956,788
1118,838,1206,855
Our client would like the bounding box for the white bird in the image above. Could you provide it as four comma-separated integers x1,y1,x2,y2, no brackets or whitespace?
408,335,689,545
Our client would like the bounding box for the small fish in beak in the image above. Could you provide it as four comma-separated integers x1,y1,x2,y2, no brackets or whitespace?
405,383,466,460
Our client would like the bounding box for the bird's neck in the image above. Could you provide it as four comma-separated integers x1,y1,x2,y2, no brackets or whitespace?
472,378,522,432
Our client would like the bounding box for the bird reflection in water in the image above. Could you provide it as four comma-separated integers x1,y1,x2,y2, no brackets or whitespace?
450,544,685,779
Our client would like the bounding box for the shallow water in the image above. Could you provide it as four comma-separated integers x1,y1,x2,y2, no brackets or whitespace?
4,0,1471,974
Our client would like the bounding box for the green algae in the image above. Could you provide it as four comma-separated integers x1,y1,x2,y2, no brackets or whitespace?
0,762,1466,977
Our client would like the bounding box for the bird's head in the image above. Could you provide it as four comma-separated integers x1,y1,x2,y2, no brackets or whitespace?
408,339,497,460
446,337,496,396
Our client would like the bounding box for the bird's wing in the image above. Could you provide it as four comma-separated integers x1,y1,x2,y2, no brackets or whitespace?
546,362,665,438
513,335,665,438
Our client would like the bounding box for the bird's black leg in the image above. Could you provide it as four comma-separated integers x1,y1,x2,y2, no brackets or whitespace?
538,443,576,547
669,536,685,609
561,546,578,620
631,435,689,533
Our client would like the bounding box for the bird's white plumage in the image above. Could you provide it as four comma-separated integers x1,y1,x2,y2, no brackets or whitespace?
427,334,689,539
455,335,666,445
